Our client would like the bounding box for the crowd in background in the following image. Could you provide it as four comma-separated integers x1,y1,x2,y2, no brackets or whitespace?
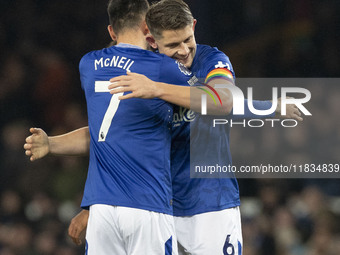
0,0,339,254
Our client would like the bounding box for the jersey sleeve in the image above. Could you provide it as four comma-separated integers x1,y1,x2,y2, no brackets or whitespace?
201,48,235,79
229,100,275,119
201,48,275,119
79,53,91,91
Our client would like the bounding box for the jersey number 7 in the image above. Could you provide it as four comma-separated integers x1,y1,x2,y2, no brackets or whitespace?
95,81,123,142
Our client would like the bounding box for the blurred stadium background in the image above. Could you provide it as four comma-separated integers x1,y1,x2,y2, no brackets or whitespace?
0,0,339,254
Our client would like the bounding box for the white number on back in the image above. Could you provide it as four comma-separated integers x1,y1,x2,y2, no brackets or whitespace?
95,81,123,142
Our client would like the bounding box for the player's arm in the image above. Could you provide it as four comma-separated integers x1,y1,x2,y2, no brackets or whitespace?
230,97,302,121
68,209,89,245
24,127,90,161
108,71,234,115
274,97,302,120
108,72,302,120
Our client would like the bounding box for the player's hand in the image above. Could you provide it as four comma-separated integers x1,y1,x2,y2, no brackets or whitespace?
276,97,303,121
23,128,50,161
68,210,89,246
108,72,160,100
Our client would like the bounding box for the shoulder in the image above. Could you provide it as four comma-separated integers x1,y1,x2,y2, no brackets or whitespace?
81,47,108,60
194,44,234,77
79,48,106,68
196,44,231,64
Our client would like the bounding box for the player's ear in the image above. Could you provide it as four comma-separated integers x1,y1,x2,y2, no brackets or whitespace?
141,21,150,36
192,19,197,31
107,25,117,41
146,35,157,50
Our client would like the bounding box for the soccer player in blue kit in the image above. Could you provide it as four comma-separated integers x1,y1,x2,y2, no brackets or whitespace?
108,1,299,254
24,0,302,254
30,0,190,254
108,2,244,254
108,1,301,254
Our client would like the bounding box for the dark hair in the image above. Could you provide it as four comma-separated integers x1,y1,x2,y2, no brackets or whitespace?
146,0,194,39
107,0,150,35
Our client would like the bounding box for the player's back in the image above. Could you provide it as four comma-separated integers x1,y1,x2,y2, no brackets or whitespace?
79,44,190,215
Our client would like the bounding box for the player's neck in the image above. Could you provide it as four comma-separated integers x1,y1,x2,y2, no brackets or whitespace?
116,30,147,50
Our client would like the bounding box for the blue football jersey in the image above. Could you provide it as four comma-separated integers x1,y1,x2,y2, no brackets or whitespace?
80,44,190,215
171,44,241,216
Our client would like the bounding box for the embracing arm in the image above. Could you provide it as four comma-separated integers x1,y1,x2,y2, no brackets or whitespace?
108,72,233,115
108,72,302,120
24,126,90,161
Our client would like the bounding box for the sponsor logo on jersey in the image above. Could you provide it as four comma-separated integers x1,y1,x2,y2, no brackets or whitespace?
173,106,196,126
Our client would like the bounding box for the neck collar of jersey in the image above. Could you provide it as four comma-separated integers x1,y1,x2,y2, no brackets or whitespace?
116,43,143,50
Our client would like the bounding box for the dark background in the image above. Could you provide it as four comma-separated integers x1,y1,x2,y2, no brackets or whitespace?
0,0,339,254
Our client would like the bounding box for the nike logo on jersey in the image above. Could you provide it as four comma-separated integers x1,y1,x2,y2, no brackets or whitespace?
94,56,134,72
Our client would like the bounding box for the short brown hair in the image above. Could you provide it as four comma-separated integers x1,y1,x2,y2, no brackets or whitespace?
107,0,149,35
146,0,194,39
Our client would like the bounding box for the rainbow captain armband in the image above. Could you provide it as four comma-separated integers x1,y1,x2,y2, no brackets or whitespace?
204,68,234,85
195,68,234,106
